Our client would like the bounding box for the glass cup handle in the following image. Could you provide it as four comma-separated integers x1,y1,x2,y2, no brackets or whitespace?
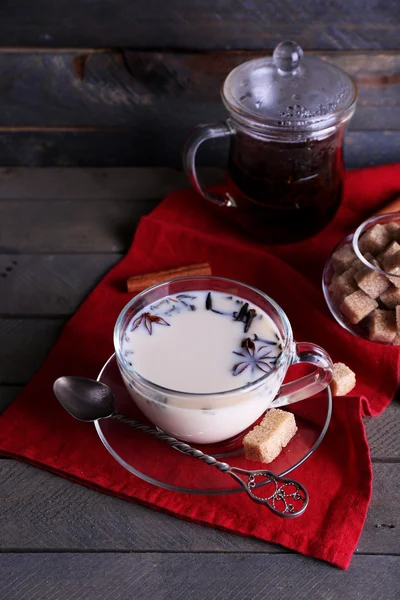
183,121,234,207
272,342,333,408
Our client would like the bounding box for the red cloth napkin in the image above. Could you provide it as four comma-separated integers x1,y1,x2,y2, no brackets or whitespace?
1,163,399,569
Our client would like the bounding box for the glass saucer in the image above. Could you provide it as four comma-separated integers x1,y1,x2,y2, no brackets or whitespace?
95,354,332,495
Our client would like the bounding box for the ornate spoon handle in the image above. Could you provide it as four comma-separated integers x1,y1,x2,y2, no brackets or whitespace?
112,413,308,518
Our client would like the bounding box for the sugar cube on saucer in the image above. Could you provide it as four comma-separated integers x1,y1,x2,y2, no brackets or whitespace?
243,409,297,464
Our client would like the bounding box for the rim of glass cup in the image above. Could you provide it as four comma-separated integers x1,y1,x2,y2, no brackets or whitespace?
352,212,400,278
114,275,293,401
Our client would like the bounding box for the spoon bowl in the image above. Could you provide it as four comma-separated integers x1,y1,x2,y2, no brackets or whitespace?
53,376,116,421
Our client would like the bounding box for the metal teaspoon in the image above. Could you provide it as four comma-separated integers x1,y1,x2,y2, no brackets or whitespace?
53,376,309,518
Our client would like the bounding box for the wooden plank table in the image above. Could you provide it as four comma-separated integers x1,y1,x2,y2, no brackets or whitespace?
0,168,398,599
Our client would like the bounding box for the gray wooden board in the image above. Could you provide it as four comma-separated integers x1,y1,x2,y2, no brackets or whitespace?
0,168,398,593
0,168,223,253
0,167,204,200
364,401,400,460
0,254,122,315
0,130,398,169
0,461,397,554
0,1,399,49
0,460,276,553
0,50,398,130
0,386,22,413
0,319,64,384
0,201,155,254
0,554,398,600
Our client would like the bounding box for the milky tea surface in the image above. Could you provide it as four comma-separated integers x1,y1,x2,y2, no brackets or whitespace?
122,291,283,394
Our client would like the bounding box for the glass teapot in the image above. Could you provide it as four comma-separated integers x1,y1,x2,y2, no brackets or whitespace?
183,41,357,243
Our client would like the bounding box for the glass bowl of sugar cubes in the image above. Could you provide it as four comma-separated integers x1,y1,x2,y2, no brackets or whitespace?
323,212,400,345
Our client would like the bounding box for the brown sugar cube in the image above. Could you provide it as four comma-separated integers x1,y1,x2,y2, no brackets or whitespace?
363,252,376,264
393,227,400,243
329,268,357,299
396,306,400,332
354,252,382,274
358,224,391,256
385,222,400,236
363,252,381,269
383,251,400,288
379,286,400,309
369,309,397,343
354,263,391,299
340,290,378,324
331,363,356,396
350,252,377,269
382,248,400,270
393,334,400,346
243,409,297,464
331,243,356,274
378,241,400,265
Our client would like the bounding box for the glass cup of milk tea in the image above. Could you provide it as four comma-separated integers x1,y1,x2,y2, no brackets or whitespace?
114,276,333,444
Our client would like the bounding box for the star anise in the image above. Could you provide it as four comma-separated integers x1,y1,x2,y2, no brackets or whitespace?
131,312,170,335
232,337,276,376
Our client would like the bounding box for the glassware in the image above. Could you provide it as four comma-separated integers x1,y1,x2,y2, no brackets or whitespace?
183,41,357,243
95,354,332,494
114,275,333,444
323,212,400,345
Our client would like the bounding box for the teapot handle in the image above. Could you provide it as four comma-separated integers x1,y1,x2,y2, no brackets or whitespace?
183,121,234,207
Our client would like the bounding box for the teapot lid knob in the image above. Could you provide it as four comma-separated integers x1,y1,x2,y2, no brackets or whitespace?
273,41,303,74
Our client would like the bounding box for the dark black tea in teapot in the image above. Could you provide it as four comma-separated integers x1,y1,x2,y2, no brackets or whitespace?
184,41,356,244
224,130,344,243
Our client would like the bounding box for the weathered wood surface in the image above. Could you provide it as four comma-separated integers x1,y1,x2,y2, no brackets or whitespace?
0,319,64,384
0,554,398,600
0,129,398,169
0,460,276,553
0,168,222,253
0,50,398,167
364,401,400,460
0,255,122,315
0,461,397,553
0,201,154,253
0,50,398,130
0,1,398,49
0,167,193,200
0,387,22,413
0,168,398,597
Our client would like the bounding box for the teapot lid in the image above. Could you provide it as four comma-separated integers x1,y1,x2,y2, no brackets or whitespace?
222,41,357,132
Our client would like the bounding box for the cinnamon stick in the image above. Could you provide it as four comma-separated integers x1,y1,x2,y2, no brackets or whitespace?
126,262,212,293
374,195,400,215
